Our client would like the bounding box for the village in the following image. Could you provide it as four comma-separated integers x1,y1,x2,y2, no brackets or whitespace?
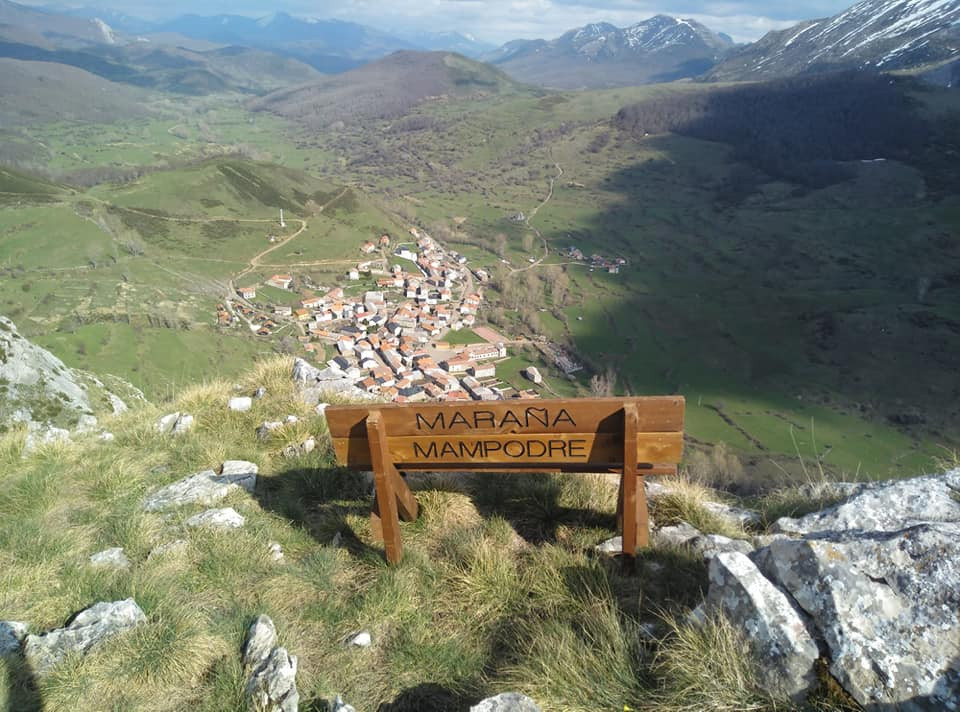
222,227,544,403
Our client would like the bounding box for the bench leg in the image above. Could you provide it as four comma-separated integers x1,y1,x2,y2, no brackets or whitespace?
367,411,404,564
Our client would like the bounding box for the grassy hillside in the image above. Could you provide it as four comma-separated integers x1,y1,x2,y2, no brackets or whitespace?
0,357,856,711
0,159,402,399
0,58,153,126
251,50,532,128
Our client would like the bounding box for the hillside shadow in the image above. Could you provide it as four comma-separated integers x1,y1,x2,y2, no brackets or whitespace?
525,85,960,479
253,463,383,561
376,682,476,712
1,624,42,712
460,471,617,546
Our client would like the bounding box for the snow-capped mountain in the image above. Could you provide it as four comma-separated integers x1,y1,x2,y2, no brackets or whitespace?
709,0,960,80
484,15,734,89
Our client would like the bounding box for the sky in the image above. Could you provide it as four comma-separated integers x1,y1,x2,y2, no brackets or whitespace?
33,0,860,43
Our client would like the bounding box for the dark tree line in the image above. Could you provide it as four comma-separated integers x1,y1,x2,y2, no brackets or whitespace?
614,73,927,188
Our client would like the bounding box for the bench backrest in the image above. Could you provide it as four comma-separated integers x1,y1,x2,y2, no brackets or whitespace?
326,396,684,471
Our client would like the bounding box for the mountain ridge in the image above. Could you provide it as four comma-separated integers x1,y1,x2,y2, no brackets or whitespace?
484,15,734,89
708,0,960,80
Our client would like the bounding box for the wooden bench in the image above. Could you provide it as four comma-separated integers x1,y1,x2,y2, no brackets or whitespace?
325,396,685,564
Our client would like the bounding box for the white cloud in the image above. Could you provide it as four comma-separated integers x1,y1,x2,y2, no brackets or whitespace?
20,0,853,43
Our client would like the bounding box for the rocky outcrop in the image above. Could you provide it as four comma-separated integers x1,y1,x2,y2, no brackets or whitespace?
705,469,960,709
185,507,245,529
470,692,541,712
143,462,258,511
24,599,146,674
0,315,140,431
705,552,819,701
0,621,28,657
243,615,299,712
292,357,374,403
156,412,194,436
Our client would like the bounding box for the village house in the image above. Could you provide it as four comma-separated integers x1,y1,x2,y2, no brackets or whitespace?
237,286,257,300
301,297,324,310
325,287,344,301
465,343,504,361
294,309,311,322
273,305,292,317
470,362,497,379
445,390,471,402
267,274,293,290
348,269,360,281
360,241,376,254
443,355,475,374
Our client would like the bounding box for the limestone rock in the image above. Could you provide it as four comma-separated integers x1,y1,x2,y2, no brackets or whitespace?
157,412,194,435
702,500,761,528
220,460,259,478
257,421,283,441
315,403,330,416
243,615,277,670
754,525,960,709
244,615,299,712
268,542,284,561
229,396,253,412
23,425,71,453
653,520,701,547
292,358,321,384
76,414,99,433
171,413,194,435
284,415,299,424
253,387,268,400
143,468,256,512
283,438,316,459
24,599,146,675
332,695,356,712
772,469,960,536
706,552,819,702
470,692,541,712
594,536,622,554
690,534,754,560
98,431,115,443
0,621,28,657
348,631,371,647
156,412,180,433
185,507,245,529
108,393,128,414
89,547,130,570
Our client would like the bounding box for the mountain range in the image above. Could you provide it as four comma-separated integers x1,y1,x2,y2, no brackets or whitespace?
483,16,735,89
709,0,960,80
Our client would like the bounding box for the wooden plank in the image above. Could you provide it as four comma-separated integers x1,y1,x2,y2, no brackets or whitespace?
332,431,683,469
366,411,403,564
326,396,684,439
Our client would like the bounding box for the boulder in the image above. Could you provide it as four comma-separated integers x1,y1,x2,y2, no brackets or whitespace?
284,414,299,424
229,397,253,412
253,387,268,400
283,438,316,459
244,615,299,712
347,631,371,647
705,552,820,702
171,414,194,435
23,426,71,453
653,521,701,547
702,500,761,528
268,542,284,562
76,414,99,433
24,599,146,675
257,421,283,441
143,468,256,512
158,412,194,435
772,469,960,536
220,460,259,478
98,431,115,443
470,692,541,712
185,507,245,529
594,536,622,554
690,534,754,560
89,547,130,570
292,358,321,384
754,524,960,709
0,621,28,657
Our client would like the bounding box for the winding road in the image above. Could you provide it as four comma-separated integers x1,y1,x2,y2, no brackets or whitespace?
511,161,563,274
